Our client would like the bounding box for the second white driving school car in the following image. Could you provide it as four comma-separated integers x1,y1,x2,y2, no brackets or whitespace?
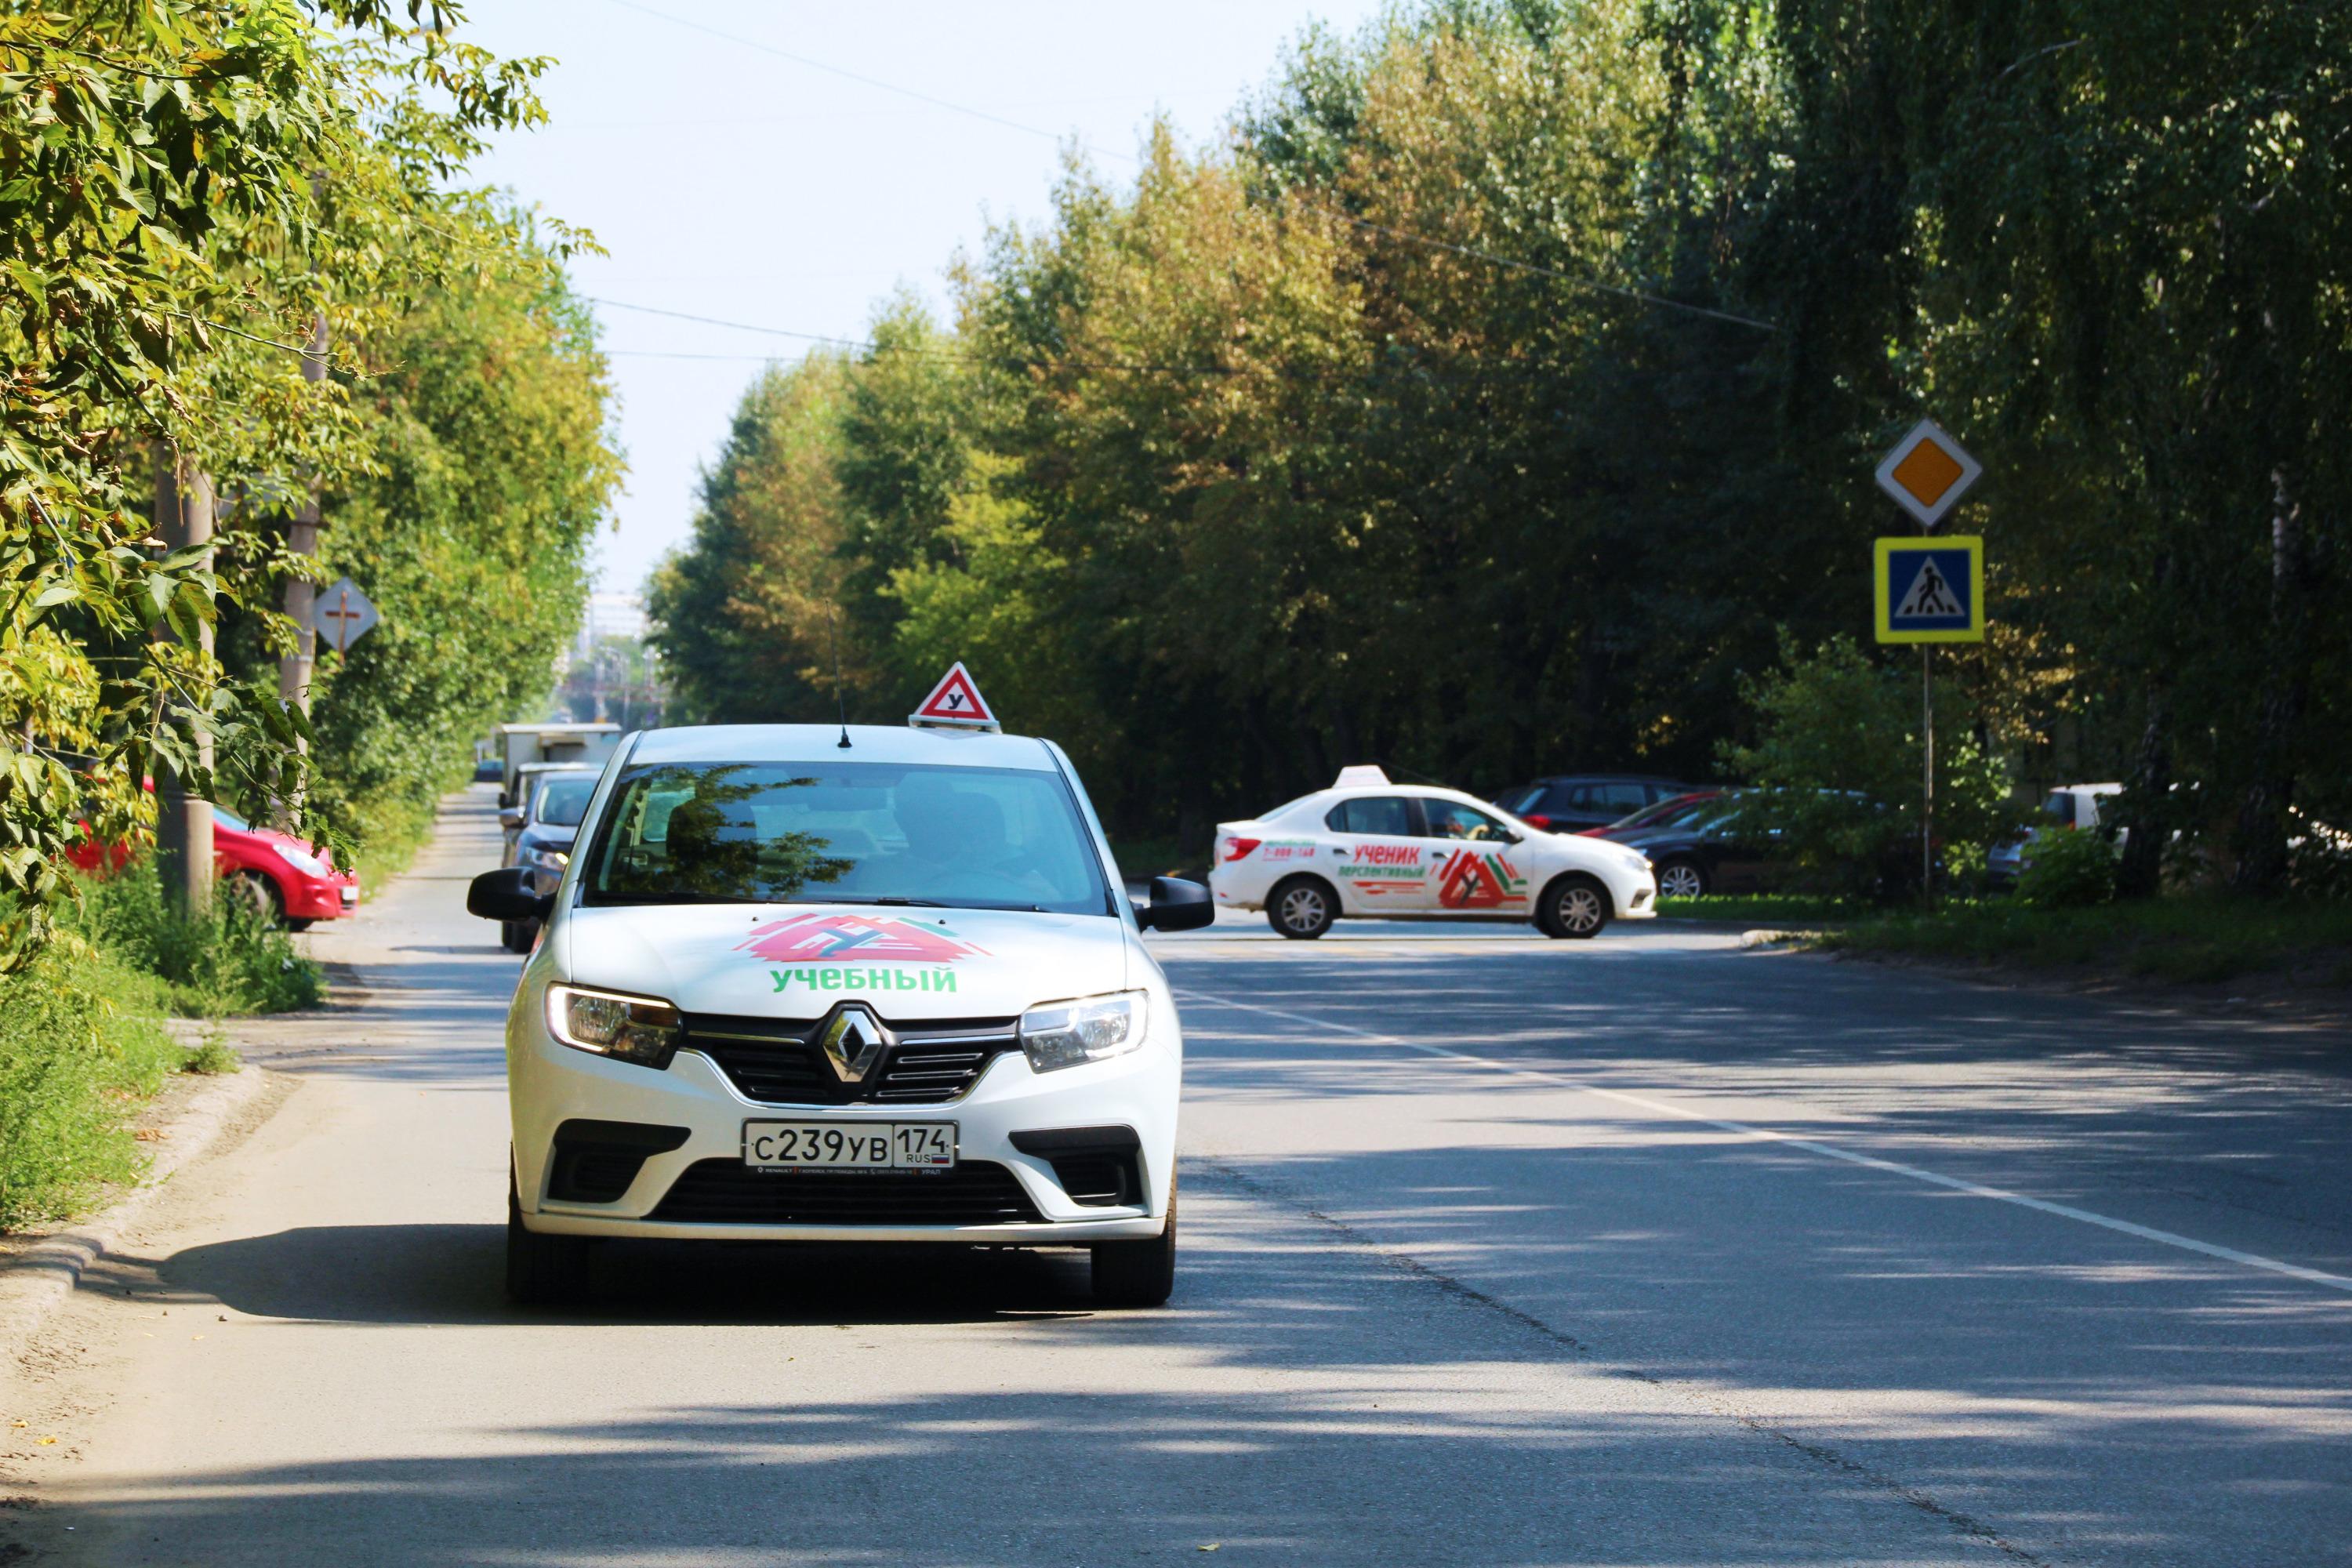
466,708,1212,1309
1209,766,1658,939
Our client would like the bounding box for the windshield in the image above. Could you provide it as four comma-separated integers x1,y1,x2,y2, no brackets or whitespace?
534,777,597,827
212,806,250,833
577,760,1112,915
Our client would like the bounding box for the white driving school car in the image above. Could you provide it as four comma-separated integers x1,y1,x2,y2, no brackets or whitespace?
466,719,1212,1308
1209,766,1658,938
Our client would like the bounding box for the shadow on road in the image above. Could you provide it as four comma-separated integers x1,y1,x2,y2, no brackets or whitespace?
157,1225,1098,1327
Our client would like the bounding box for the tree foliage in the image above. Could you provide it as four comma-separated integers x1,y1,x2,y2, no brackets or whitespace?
645,0,2352,891
0,1,612,946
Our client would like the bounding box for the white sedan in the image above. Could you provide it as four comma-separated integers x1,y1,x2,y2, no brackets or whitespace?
466,721,1210,1308
1208,768,1658,938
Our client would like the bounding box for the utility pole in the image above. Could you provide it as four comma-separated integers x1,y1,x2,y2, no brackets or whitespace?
278,312,327,814
153,449,215,913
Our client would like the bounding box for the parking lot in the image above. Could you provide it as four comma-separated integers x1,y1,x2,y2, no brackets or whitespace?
4,790,2350,1566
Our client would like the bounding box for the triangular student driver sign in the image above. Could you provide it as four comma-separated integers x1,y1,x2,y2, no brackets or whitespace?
909,662,1000,730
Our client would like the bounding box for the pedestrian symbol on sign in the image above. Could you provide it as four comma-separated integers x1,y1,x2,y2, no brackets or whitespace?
1874,536,1984,644
1894,556,1962,619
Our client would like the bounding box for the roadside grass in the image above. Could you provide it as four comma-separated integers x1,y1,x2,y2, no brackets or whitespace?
1820,895,2352,986
0,869,304,1232
64,866,322,1017
1655,894,1861,924
0,941,216,1231
339,786,438,891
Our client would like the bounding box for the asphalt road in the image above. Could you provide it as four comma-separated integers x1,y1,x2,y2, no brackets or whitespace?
3,789,2349,1566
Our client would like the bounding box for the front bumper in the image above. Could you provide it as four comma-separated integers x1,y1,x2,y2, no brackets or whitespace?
510,989,1179,1245
284,869,358,921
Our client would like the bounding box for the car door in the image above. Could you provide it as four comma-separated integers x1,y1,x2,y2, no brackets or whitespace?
1580,779,1653,833
1702,810,1777,893
1323,795,1434,912
1417,797,1534,914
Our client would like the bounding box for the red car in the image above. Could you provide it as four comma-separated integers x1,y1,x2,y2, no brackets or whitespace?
1578,789,1725,840
69,800,360,930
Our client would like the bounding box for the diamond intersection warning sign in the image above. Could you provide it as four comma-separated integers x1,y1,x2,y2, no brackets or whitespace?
1874,420,1981,527
1875,535,1984,644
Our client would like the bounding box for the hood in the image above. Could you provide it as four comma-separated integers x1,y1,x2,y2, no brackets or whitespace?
234,822,336,871
558,902,1133,1022
517,822,579,852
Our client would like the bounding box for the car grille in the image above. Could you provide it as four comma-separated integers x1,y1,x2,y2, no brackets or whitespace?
650,1160,1046,1225
680,1012,1020,1106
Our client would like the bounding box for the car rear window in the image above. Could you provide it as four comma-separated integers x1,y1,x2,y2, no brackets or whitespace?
577,760,1112,915
1325,797,1414,837
534,777,598,827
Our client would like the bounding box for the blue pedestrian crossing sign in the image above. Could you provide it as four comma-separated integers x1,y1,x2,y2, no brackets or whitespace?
1875,535,1984,644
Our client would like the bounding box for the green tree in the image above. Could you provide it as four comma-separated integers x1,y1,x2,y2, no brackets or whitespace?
1721,636,2018,898
648,356,854,724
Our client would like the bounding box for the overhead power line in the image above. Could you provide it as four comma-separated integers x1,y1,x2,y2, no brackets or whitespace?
594,0,1778,335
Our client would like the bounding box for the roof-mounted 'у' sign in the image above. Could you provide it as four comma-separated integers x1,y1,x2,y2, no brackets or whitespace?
1875,535,1985,644
908,662,1000,731
1875,419,1982,528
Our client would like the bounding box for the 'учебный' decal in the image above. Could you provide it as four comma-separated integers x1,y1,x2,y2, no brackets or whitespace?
738,912,988,994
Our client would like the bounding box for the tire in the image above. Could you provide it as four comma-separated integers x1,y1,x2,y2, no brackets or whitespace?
1654,857,1708,901
1092,1186,1176,1308
1265,876,1338,940
228,870,286,928
506,1170,589,1307
500,920,535,953
286,917,317,933
1536,874,1612,940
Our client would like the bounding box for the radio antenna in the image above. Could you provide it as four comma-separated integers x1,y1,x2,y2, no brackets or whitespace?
831,612,851,748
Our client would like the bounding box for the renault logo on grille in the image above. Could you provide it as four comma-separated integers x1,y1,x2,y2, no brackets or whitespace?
818,1004,892,1083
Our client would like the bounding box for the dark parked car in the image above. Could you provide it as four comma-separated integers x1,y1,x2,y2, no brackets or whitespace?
1494,774,1700,834
1619,802,1783,899
495,772,599,953
1583,789,1725,840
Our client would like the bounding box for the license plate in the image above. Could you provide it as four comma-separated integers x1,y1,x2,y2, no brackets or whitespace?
742,1120,956,1172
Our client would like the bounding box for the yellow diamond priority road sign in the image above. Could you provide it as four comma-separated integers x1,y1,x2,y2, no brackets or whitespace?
1875,419,1981,527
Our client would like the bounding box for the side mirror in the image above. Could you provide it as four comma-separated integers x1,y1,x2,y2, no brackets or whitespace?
498,807,526,830
1134,875,1214,933
468,866,554,924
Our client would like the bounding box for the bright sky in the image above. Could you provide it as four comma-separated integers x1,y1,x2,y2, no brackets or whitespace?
464,0,1386,599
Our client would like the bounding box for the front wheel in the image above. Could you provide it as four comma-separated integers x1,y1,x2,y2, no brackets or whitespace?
1653,857,1708,901
506,1171,589,1307
228,870,287,929
1266,876,1337,940
1092,1188,1175,1307
1537,875,1612,940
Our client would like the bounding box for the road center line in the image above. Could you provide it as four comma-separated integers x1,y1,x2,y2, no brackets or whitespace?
1174,988,2352,1296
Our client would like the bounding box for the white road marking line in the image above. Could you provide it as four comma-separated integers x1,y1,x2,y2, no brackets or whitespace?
1175,989,2352,1297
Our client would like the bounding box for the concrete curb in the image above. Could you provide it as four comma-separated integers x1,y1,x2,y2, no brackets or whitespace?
0,1062,281,1368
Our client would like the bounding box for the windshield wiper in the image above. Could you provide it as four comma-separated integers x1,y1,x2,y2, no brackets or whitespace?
826,895,948,908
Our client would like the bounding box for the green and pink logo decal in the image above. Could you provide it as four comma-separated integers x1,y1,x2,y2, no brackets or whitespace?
739,913,988,994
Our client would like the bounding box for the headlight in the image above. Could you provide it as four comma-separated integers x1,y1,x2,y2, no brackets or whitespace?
272,842,328,877
1018,990,1148,1073
544,983,681,1066
524,847,570,871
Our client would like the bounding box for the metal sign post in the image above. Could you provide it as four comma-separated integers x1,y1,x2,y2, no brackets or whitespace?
1875,423,1985,906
